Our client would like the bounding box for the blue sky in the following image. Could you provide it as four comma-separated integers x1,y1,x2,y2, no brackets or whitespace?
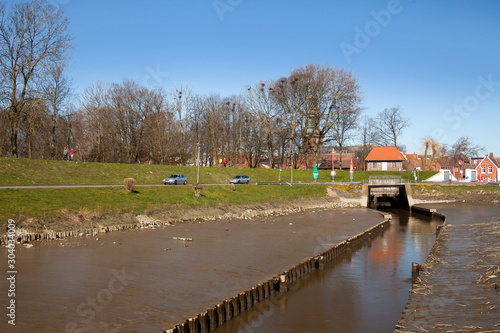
21,0,500,155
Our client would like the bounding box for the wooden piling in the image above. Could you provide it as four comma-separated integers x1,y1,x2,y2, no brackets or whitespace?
279,274,288,293
411,262,420,282
238,293,247,311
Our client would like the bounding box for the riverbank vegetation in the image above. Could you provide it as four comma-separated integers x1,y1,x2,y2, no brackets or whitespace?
0,157,438,185
3,157,499,237
1,185,330,233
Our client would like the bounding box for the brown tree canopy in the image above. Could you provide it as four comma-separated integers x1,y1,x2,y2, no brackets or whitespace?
0,0,72,157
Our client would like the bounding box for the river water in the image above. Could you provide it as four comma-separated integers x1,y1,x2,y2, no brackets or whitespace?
1,204,498,332
212,209,441,333
0,208,384,332
213,204,500,333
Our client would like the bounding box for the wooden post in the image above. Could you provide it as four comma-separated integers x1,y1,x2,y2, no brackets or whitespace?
279,274,288,293
411,262,420,282
318,256,325,270
198,312,208,333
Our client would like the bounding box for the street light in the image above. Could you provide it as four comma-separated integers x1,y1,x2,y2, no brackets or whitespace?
196,142,200,184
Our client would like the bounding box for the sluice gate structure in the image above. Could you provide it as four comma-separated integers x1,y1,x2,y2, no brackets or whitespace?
362,176,415,210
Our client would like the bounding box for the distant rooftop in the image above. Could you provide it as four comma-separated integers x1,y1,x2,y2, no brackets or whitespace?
365,146,405,162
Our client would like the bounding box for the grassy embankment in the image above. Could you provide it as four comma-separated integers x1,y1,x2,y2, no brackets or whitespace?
0,157,442,232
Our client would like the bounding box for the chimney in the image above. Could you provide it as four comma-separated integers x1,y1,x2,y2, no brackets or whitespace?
490,152,494,158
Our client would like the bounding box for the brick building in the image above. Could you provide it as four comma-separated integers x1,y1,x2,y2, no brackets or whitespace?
365,146,405,171
476,154,500,182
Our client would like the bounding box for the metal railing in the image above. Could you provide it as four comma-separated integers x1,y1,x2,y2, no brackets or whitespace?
367,175,404,184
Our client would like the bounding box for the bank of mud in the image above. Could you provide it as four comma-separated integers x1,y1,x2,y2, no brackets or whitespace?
0,196,359,245
411,185,500,205
0,206,388,332
395,207,500,332
164,217,391,333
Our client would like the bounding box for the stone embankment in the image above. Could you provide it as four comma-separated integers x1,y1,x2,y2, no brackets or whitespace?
0,199,360,245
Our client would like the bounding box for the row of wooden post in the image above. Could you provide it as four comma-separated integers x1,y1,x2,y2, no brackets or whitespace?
165,219,391,333
0,223,138,245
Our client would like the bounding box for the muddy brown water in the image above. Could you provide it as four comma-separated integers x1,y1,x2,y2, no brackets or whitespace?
212,204,500,333
1,205,498,333
0,208,384,332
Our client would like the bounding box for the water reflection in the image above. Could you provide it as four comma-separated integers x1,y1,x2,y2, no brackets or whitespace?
213,209,443,333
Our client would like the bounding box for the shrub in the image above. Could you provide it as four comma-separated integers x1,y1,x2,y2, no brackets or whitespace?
123,178,136,193
192,183,204,197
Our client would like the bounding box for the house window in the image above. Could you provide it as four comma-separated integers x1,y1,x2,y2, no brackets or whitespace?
488,166,493,173
482,166,486,173
373,162,377,168
392,162,397,168
489,177,492,182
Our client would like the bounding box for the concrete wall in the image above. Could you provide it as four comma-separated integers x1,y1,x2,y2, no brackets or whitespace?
362,184,414,210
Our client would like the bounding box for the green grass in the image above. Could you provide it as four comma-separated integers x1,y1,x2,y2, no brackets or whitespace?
0,157,441,231
0,184,328,224
0,157,437,185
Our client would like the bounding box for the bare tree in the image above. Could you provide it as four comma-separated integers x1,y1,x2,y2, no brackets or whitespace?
421,136,444,171
274,64,363,168
373,106,410,149
173,84,192,165
239,110,264,168
80,82,109,162
109,80,151,164
272,75,306,168
330,99,363,168
272,65,363,169
356,116,376,170
22,97,47,158
144,88,171,164
446,136,484,170
41,61,72,159
0,0,72,157
245,80,278,168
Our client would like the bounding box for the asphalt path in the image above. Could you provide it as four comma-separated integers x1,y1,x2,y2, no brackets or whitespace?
0,182,353,189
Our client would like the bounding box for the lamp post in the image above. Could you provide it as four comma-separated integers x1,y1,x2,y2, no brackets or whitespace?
196,142,200,184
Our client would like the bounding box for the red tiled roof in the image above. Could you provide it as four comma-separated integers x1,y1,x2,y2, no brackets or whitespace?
405,153,418,160
492,157,500,168
365,146,405,161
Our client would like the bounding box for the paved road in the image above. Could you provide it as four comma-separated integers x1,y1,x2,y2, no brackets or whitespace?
0,182,356,189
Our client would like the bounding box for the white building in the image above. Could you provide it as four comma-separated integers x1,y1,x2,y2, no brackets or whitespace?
424,169,458,182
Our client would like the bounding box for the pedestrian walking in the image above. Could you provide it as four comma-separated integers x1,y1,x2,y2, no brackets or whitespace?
223,158,227,167
70,148,75,161
209,156,212,167
63,147,68,161
219,158,223,167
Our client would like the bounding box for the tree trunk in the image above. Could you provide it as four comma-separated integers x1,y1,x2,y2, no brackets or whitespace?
50,113,57,159
423,144,429,171
10,124,18,158
338,145,344,170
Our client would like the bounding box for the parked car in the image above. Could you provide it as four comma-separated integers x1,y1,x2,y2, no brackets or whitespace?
229,175,250,184
163,174,188,185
